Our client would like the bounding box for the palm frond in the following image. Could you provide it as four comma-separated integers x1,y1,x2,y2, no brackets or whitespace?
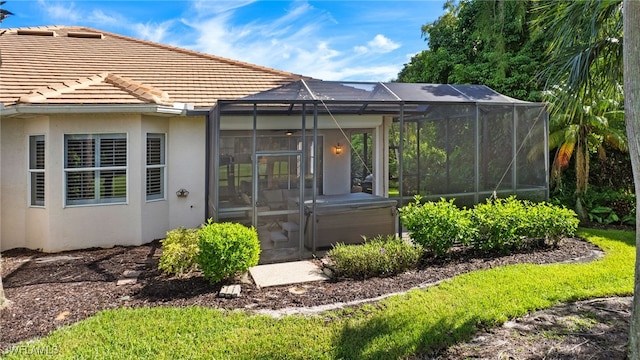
603,128,629,152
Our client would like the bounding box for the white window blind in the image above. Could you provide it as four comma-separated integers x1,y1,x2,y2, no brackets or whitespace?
29,135,45,207
146,133,165,201
64,134,127,206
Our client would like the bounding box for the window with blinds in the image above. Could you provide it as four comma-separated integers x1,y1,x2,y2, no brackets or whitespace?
29,135,45,207
146,133,165,201
64,134,127,206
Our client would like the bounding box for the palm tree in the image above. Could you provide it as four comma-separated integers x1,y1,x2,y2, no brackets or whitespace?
532,0,626,219
623,1,640,358
545,85,627,217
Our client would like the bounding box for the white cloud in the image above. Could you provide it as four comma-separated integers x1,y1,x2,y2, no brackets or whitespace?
353,34,401,55
368,34,400,53
133,20,175,43
191,0,258,14
38,0,81,23
88,10,125,27
354,45,368,54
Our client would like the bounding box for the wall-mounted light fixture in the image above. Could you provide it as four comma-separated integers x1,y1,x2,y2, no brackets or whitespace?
333,143,343,155
285,130,293,136
176,188,189,198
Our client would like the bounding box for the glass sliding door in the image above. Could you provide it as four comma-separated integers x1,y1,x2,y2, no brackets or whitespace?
253,152,304,263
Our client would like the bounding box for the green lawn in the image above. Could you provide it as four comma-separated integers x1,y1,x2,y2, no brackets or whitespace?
2,228,635,359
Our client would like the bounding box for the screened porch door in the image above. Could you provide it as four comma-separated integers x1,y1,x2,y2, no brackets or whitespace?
253,152,304,263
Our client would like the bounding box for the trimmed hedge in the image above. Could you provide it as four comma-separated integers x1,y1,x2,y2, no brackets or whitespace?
471,197,579,251
399,196,476,255
400,196,579,255
328,235,423,279
196,220,261,283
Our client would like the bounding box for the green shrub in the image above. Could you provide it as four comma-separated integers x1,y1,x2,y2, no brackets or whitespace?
158,227,200,275
525,201,579,246
196,220,260,283
471,197,530,252
328,235,423,279
399,196,475,256
399,196,580,255
584,188,636,225
471,196,579,251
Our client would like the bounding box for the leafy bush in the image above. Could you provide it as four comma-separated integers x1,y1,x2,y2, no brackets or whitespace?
328,235,423,279
584,187,636,226
196,220,260,283
471,197,530,251
158,227,200,275
553,183,636,226
525,201,579,246
399,196,475,256
400,196,579,255
471,196,579,251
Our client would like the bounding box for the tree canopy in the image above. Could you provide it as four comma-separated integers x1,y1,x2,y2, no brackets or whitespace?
397,0,547,102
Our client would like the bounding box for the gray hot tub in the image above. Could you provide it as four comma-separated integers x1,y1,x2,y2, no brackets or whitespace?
290,193,398,250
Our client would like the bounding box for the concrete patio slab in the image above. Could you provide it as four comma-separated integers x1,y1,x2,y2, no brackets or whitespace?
249,260,329,288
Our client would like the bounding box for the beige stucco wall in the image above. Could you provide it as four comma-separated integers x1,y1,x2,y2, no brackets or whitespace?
167,116,206,229
1,117,28,250
0,112,207,252
322,130,351,195
1,115,51,250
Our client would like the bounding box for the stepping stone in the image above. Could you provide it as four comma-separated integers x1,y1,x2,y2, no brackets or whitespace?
288,286,307,295
249,261,329,288
116,278,137,286
123,270,141,278
219,284,241,299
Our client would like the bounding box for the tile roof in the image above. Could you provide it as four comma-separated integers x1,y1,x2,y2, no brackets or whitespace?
0,26,304,109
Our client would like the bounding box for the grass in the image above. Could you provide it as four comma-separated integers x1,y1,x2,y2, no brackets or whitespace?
2,228,635,359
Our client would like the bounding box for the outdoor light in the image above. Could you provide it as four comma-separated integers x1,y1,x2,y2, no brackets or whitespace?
176,188,189,198
334,143,343,155
285,130,293,136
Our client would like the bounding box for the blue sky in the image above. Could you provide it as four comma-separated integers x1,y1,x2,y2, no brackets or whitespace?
1,0,446,81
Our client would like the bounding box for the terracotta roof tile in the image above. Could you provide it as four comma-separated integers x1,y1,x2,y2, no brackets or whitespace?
0,25,306,109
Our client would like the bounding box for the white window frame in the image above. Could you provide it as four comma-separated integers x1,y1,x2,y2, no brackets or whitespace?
64,133,128,207
146,133,166,202
28,135,45,207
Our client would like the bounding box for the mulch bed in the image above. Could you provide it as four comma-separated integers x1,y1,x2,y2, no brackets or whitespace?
0,237,606,352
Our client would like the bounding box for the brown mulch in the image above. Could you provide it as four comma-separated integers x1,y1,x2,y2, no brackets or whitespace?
0,236,619,357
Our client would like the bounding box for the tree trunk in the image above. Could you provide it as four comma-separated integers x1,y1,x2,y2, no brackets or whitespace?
575,132,589,220
0,268,5,309
625,0,640,358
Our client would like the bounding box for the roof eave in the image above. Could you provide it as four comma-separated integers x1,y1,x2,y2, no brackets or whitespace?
0,103,199,117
